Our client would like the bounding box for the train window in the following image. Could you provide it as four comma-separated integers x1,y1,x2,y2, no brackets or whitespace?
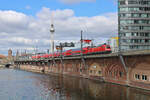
107,46,110,49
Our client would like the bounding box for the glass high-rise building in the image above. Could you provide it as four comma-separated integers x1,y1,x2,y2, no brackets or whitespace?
118,0,150,51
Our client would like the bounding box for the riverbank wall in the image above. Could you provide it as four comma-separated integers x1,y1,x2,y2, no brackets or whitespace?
15,52,150,90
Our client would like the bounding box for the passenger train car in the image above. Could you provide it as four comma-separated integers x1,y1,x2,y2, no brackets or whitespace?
31,44,111,59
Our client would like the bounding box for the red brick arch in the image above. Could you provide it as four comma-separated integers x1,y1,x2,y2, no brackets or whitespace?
105,64,126,79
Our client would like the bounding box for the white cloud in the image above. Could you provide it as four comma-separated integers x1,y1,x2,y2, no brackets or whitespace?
59,0,96,4
0,7,117,55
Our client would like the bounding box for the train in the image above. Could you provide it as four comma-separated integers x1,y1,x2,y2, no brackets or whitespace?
31,44,111,59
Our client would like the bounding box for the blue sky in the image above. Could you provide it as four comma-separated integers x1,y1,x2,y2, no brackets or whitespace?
0,0,117,16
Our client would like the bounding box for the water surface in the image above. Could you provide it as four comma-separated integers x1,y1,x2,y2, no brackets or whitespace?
0,69,150,100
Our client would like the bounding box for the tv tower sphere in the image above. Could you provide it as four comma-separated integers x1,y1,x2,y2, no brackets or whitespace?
50,24,55,33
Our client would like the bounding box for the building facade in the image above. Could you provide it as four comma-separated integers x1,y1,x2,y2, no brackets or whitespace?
107,37,119,53
0,54,6,65
118,0,150,51
8,49,12,60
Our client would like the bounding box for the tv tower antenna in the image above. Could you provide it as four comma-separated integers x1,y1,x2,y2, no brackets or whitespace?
50,12,55,54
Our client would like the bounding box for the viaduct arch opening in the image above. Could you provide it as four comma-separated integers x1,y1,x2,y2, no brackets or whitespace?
5,64,11,68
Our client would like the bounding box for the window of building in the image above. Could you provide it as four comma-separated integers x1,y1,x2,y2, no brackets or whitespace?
130,26,140,30
136,33,139,36
142,39,145,43
140,26,144,30
120,7,128,12
127,14,131,17
141,14,147,18
145,7,150,11
140,33,145,36
142,75,147,80
139,20,148,24
135,74,140,80
140,7,150,11
145,39,148,43
80,69,82,72
143,26,150,30
145,33,150,37
120,20,127,24
119,1,126,5
90,70,92,73
139,1,150,5
120,26,124,31
127,0,150,5
127,39,131,43
122,39,125,42
98,71,101,75
129,45,139,49
127,20,134,24
148,14,150,18
120,14,126,17
121,46,129,50
133,13,139,17
144,46,148,49
131,33,137,36
120,7,150,12
129,7,139,11
134,20,139,24
129,45,133,49
128,1,137,4
126,33,132,37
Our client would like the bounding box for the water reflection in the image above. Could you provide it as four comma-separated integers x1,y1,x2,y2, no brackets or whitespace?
33,73,150,100
0,69,150,100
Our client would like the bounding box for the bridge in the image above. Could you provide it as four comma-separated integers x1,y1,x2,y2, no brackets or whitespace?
14,50,150,90
15,49,150,61
0,62,14,68
0,58,14,69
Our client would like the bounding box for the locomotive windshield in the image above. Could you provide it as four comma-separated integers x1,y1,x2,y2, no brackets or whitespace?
106,46,111,49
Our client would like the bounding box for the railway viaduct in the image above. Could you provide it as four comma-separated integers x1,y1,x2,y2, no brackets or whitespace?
14,50,150,90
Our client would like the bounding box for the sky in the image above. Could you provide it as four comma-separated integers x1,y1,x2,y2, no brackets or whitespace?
0,0,118,55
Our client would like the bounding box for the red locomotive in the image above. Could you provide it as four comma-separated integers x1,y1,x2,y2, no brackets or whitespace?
31,44,111,59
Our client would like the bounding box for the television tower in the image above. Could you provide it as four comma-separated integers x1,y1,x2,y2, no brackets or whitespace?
50,13,55,54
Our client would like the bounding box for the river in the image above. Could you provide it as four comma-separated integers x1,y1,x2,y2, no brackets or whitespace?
0,69,150,100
